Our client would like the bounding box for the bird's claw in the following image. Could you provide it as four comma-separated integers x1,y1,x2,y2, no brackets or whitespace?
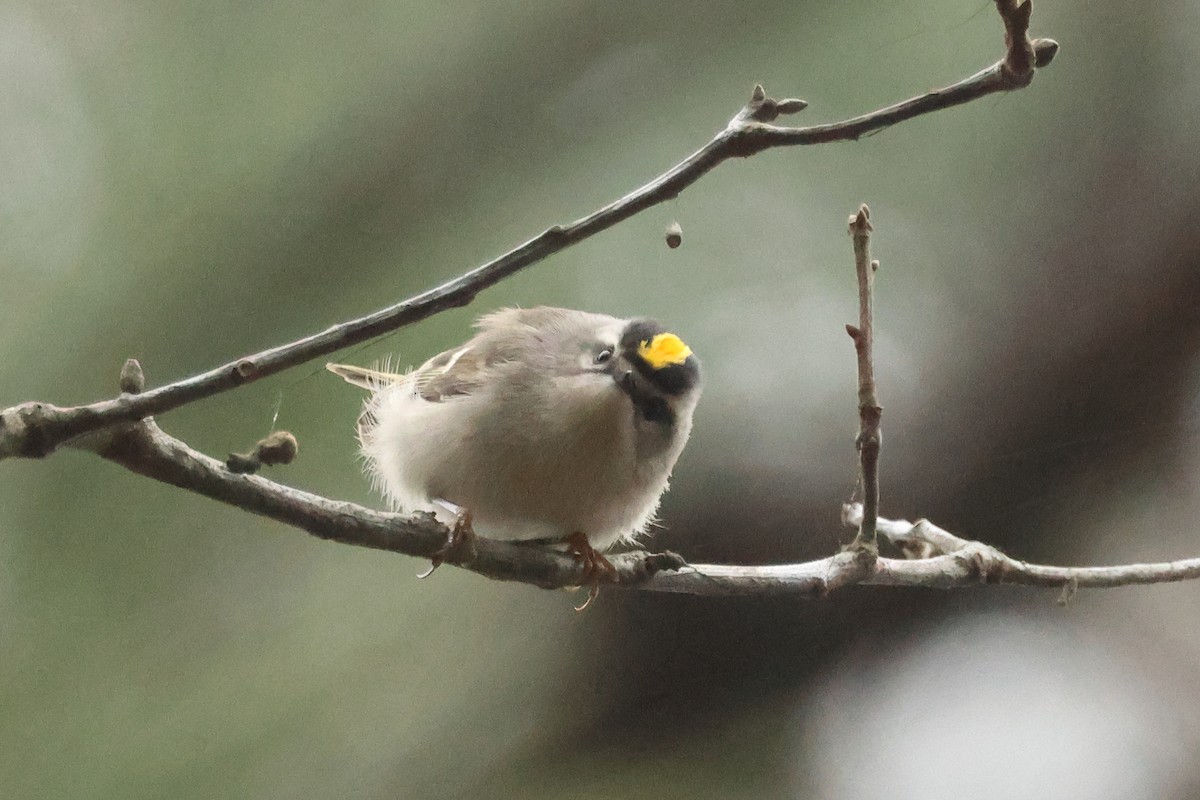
418,509,476,579
565,531,617,611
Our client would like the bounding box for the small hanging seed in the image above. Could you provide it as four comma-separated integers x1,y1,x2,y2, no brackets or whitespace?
665,221,683,249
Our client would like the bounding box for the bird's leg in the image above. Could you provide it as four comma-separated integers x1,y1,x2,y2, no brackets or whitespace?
417,500,477,579
564,531,617,611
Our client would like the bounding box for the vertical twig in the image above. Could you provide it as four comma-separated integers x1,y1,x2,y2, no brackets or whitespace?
846,205,882,554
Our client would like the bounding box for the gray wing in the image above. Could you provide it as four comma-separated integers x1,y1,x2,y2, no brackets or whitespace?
327,347,491,402
411,345,491,401
329,306,553,401
413,312,561,401
325,363,405,389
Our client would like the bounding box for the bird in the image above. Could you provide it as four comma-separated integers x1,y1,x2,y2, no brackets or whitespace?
327,306,702,607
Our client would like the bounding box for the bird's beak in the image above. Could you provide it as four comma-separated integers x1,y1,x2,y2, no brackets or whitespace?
610,359,674,425
612,359,649,405
616,369,636,396
609,353,635,392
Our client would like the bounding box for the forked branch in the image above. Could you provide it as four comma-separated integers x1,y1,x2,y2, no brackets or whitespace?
10,2,1171,608
0,0,1057,460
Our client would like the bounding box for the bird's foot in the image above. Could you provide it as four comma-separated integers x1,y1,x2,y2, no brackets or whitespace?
565,531,617,611
417,506,476,579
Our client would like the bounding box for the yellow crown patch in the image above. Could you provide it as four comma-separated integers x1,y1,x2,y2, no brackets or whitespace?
638,333,693,370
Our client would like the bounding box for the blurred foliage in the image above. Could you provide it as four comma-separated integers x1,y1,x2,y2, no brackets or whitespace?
3,0,1200,797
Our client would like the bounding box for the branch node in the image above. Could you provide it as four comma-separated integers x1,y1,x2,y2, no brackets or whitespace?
1032,38,1059,68
775,98,809,115
899,538,938,560
823,548,877,596
848,204,873,235
0,402,60,459
1057,576,1079,606
840,539,880,562
909,518,967,555
956,542,1008,583
256,430,299,466
233,359,258,382
225,452,259,473
741,85,808,123
996,0,1037,80
638,550,688,580
226,430,299,474
119,359,145,394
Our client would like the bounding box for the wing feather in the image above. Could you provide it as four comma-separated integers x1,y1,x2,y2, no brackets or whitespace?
412,346,489,401
329,306,558,403
325,363,406,389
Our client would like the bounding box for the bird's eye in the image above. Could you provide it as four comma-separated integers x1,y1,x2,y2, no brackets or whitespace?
594,348,614,365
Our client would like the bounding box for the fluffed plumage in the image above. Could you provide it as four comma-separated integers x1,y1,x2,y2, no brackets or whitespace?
328,306,701,552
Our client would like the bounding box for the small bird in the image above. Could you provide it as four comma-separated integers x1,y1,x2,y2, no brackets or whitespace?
327,306,701,605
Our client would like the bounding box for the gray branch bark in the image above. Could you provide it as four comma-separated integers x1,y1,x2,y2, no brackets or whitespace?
76,419,1200,599
845,205,882,554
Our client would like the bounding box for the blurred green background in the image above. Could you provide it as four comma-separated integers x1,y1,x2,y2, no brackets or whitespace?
3,1,1200,798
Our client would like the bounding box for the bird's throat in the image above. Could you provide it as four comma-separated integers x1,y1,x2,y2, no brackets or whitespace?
616,371,674,425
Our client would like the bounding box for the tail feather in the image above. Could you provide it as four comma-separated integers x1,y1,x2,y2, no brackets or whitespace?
326,363,405,390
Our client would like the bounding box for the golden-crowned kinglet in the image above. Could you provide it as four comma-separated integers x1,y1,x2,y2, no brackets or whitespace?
327,307,701,579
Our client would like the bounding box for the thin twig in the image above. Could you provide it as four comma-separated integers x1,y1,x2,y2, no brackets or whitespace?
0,1,1058,461
845,205,882,554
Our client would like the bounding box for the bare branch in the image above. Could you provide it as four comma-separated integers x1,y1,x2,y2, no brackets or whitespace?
842,504,1200,590
118,359,145,394
75,419,1200,600
0,1,1057,461
845,205,881,554
44,339,1200,604
620,506,1200,596
77,419,679,591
